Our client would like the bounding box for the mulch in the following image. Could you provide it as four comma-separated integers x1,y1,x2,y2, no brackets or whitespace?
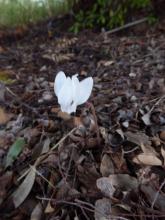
0,18,165,220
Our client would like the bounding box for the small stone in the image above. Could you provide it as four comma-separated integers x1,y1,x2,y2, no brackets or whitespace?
40,65,47,72
38,99,43,103
157,64,164,71
37,77,45,83
122,121,129,128
130,95,137,102
129,72,136,78
42,92,53,101
40,81,49,88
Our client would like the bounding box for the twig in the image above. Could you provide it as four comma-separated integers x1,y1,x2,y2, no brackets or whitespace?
37,196,165,219
57,157,66,181
51,127,77,151
123,146,139,154
37,197,131,219
65,146,74,182
149,94,165,114
30,165,56,189
32,127,77,165
131,201,165,215
75,199,96,210
104,17,148,35
17,127,77,182
36,197,93,213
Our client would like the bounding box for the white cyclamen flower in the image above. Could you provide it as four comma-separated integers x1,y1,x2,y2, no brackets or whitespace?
54,71,93,114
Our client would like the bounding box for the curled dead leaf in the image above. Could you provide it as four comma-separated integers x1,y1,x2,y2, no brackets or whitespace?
108,131,124,148
133,153,162,166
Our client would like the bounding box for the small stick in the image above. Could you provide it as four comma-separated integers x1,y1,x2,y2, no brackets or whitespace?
123,146,139,154
51,127,77,151
30,165,56,189
104,17,148,35
17,127,77,182
149,94,165,114
151,178,165,209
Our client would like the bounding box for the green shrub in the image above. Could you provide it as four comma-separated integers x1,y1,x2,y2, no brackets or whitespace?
70,0,153,33
0,0,70,27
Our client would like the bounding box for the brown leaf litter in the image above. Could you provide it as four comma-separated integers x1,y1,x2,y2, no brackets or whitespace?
0,18,165,220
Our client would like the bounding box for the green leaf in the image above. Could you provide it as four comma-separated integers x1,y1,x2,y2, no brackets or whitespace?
5,138,26,168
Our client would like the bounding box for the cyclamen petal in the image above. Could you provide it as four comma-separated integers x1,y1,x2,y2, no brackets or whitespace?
54,71,93,114
58,77,73,107
54,71,66,96
71,74,80,102
75,77,93,105
61,102,77,114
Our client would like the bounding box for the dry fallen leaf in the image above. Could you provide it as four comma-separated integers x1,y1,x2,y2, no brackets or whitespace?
142,112,151,125
44,202,55,214
124,131,157,155
96,177,116,198
161,147,165,165
108,174,138,191
125,131,150,147
133,153,162,166
0,108,13,125
73,116,83,127
95,198,111,220
100,154,114,177
97,174,138,196
0,171,13,205
12,165,36,208
0,82,5,101
31,202,43,220
97,60,114,68
140,184,165,211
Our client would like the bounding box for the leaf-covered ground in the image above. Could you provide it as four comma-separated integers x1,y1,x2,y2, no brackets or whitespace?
0,19,165,220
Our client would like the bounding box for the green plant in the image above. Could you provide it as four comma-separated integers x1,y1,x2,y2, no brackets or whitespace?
70,0,153,33
0,0,71,28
